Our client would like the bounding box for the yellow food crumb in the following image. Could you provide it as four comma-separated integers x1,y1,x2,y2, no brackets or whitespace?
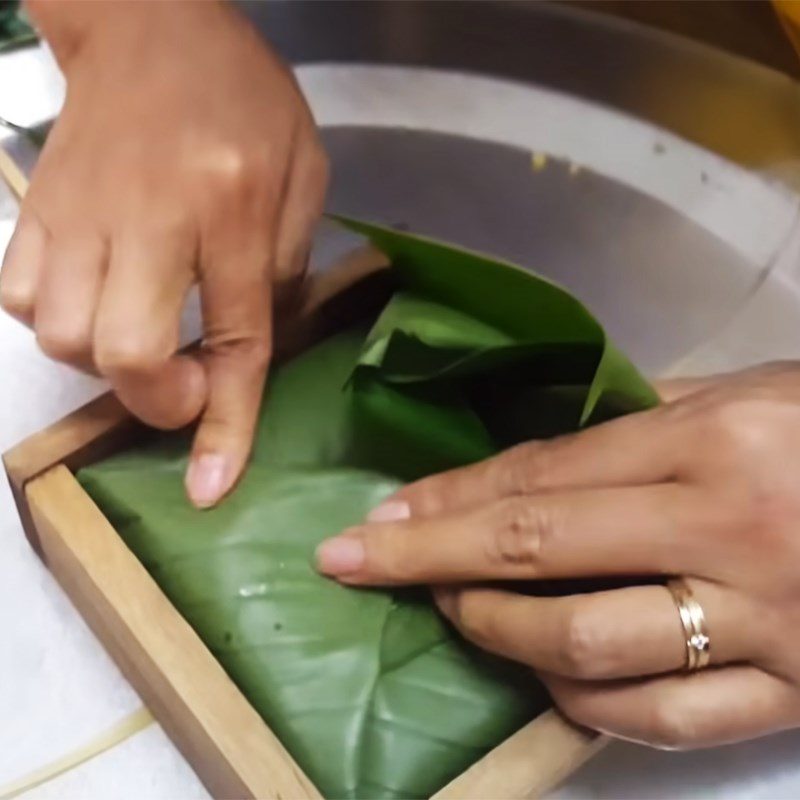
531,152,548,172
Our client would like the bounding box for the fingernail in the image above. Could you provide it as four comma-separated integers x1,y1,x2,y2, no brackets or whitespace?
367,500,410,523
315,536,365,576
186,453,230,509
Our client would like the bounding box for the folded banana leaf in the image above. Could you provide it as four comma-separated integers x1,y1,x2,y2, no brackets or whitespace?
339,217,658,479
79,220,657,798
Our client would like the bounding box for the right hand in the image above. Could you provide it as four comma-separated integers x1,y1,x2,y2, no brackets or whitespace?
0,1,329,507
318,365,800,749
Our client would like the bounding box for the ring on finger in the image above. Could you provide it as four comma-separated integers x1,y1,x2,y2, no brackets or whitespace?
667,578,711,672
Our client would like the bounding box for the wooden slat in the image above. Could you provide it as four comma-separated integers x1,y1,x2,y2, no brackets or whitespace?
434,710,605,800
4,392,139,493
0,144,29,202
3,394,144,558
27,465,322,800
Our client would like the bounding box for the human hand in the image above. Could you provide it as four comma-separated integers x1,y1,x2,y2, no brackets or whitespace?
0,1,328,507
316,364,800,748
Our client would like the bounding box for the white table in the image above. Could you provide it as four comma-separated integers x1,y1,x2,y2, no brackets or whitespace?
2,43,800,800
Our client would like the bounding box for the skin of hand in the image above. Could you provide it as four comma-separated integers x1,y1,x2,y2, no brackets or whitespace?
0,1,328,508
316,364,800,749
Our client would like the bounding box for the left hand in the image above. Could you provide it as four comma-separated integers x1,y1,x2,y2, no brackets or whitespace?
316,363,800,749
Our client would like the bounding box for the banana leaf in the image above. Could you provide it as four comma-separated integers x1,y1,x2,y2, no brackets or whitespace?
338,216,658,479
79,220,657,798
0,1,36,52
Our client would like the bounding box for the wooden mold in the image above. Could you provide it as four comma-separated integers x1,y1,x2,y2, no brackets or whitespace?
2,146,603,800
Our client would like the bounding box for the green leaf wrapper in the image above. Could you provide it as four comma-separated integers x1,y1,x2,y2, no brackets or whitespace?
339,216,657,478
79,220,657,798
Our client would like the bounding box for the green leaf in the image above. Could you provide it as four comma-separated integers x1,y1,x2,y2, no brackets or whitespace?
335,216,658,466
80,330,541,799
79,219,656,798
0,1,36,52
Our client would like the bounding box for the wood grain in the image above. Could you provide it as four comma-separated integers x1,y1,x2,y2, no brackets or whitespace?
3,393,145,558
434,710,605,800
27,465,322,800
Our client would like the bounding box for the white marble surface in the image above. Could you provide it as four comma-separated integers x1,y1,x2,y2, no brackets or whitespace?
3,42,800,800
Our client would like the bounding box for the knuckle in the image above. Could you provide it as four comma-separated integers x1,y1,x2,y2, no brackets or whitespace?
557,606,602,678
211,146,250,185
206,145,273,200
0,281,34,318
704,399,780,461
490,441,550,494
206,334,272,372
406,476,451,517
95,336,167,375
487,497,555,569
699,399,800,545
35,324,90,363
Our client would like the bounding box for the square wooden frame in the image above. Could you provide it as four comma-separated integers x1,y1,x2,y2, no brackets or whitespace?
2,219,603,799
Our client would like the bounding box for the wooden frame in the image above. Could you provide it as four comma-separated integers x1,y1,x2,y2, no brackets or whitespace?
2,149,603,799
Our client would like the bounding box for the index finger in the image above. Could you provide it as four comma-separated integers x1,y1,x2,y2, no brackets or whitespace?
185,215,274,509
316,483,702,586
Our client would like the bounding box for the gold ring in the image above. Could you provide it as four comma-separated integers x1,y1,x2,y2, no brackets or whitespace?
667,578,711,672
